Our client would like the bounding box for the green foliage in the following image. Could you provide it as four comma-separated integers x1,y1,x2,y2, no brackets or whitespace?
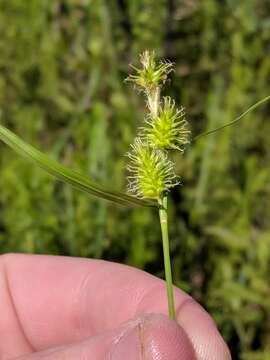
0,0,270,357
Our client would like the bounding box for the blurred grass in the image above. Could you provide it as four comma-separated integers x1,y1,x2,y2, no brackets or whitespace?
0,0,270,358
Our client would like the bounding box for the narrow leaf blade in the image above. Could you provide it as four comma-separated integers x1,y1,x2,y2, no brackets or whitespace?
0,124,157,208
193,94,270,140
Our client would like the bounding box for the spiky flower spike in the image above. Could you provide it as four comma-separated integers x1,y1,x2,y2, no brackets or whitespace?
126,51,189,197
127,50,173,92
127,50,173,117
143,96,190,151
127,138,179,199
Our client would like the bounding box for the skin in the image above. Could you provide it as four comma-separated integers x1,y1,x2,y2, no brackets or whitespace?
0,254,231,360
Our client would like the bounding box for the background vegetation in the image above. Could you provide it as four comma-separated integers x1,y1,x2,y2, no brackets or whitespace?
0,1,270,358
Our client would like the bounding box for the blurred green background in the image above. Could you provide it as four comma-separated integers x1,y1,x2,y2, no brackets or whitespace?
0,0,270,358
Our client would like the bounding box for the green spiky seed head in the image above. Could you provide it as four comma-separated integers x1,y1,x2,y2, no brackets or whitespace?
127,138,179,199
127,50,173,92
142,97,190,152
126,51,189,201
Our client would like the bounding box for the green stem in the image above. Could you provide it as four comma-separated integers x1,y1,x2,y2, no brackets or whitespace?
158,195,176,320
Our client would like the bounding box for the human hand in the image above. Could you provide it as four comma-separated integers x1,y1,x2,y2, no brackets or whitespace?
0,254,231,359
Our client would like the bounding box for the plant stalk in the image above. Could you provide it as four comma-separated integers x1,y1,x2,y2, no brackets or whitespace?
158,195,176,320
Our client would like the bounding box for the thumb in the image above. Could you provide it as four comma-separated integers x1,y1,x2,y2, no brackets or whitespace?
16,314,195,360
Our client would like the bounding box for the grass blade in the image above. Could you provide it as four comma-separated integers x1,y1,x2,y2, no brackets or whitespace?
0,124,157,208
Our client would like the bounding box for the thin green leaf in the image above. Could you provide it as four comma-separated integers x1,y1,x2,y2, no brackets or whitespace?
0,124,157,208
193,94,270,141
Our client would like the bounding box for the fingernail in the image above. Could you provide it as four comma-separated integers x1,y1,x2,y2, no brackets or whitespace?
110,314,195,360
111,324,141,360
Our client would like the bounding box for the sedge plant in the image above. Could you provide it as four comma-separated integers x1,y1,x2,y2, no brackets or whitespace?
126,51,190,319
0,51,270,320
